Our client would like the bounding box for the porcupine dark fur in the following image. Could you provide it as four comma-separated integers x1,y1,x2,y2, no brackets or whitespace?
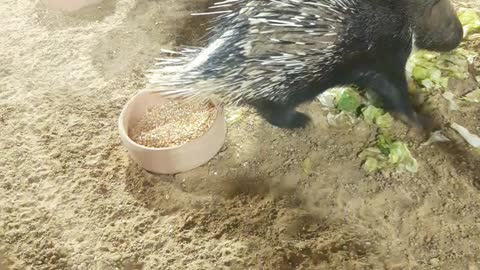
147,0,463,129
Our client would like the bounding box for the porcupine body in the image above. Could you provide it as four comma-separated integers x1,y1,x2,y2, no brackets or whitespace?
147,0,463,129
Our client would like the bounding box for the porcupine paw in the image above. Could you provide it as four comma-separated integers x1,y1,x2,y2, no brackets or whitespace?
264,110,311,129
286,111,312,129
394,111,438,136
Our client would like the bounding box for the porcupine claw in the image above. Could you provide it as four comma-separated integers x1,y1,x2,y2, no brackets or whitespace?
396,111,441,137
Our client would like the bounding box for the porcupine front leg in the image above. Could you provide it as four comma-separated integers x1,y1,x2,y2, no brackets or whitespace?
248,99,312,129
353,70,431,130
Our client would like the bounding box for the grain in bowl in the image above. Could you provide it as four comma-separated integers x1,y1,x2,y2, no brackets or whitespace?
129,100,217,148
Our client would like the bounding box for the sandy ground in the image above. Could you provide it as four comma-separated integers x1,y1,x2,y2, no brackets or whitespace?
1,0,480,269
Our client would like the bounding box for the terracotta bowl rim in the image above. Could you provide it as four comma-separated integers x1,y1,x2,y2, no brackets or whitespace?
118,91,225,152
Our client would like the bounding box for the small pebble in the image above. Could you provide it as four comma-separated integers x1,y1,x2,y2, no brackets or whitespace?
430,258,440,266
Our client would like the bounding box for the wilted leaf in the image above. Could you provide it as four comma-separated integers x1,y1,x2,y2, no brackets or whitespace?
326,111,356,127
463,89,480,103
362,106,384,125
376,134,393,156
317,88,342,109
451,123,480,148
303,158,312,175
375,114,394,131
361,106,393,131
359,136,418,173
406,48,474,92
388,142,418,173
363,157,382,173
422,130,451,146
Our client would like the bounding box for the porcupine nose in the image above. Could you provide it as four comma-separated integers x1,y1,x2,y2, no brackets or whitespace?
438,18,463,51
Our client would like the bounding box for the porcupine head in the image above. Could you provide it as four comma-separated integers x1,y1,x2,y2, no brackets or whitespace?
391,0,463,131
402,0,463,51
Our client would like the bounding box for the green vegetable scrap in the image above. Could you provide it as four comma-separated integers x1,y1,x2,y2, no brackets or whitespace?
362,106,393,131
375,113,394,131
317,86,364,127
458,9,480,37
359,147,387,173
362,106,383,125
407,51,447,91
362,157,381,173
302,158,312,175
335,87,362,113
359,135,418,173
376,134,393,156
388,142,418,173
406,48,473,91
317,88,340,109
326,111,357,127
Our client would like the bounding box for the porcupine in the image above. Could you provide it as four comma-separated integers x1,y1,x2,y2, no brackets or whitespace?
147,0,463,130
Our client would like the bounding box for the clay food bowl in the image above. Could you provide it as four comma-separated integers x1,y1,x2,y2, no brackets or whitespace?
118,91,226,174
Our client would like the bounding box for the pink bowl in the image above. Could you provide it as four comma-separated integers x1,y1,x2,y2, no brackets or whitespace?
118,91,227,174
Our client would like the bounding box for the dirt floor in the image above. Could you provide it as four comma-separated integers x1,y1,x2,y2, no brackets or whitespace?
1,0,480,269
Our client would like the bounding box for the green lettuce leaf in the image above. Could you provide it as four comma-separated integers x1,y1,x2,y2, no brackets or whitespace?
458,9,480,37
362,106,393,131
335,88,362,113
359,135,418,173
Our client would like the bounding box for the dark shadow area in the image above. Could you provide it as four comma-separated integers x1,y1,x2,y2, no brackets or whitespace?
173,0,218,47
